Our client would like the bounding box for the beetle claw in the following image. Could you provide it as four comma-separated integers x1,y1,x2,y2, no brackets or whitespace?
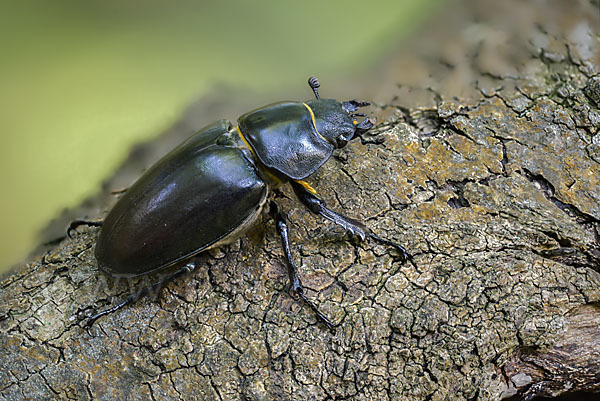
295,290,336,331
368,233,411,262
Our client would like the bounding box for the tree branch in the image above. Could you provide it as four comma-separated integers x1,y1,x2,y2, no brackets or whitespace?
1,0,599,400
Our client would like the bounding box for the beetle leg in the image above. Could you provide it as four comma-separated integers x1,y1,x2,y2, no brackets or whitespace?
269,201,335,330
85,262,196,329
270,203,302,293
291,181,410,262
67,219,103,239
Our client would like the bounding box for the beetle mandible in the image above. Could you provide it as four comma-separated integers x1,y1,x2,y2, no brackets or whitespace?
70,76,409,329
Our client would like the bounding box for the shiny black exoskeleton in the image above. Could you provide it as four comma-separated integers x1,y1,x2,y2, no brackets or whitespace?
70,76,408,330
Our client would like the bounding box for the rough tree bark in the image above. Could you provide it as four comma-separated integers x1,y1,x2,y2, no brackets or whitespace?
1,0,599,400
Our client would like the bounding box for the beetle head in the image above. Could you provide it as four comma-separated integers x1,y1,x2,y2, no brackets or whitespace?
305,76,373,148
306,98,374,148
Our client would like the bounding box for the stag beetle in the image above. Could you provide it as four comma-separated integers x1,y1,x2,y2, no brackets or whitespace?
70,76,408,329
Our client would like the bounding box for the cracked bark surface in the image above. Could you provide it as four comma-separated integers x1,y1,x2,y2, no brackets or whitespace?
1,0,599,400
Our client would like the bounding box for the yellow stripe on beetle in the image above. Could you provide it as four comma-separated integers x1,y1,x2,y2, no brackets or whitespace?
302,103,328,143
236,126,257,158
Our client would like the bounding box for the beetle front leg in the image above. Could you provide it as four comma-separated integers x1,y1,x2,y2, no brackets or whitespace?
291,181,410,261
269,201,335,330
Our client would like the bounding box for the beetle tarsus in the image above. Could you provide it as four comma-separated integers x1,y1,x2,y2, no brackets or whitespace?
295,290,335,331
67,219,103,239
270,201,335,330
291,181,410,262
86,300,128,328
368,233,410,262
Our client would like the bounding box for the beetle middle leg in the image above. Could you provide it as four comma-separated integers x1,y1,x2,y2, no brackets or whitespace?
290,181,410,261
84,261,196,329
269,201,335,330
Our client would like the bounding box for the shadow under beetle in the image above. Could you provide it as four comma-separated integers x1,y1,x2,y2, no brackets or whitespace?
70,76,409,330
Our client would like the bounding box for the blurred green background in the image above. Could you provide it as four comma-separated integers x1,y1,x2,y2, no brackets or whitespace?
0,0,442,271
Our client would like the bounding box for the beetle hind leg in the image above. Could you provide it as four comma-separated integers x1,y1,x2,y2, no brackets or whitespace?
83,262,196,330
291,181,410,262
269,201,335,330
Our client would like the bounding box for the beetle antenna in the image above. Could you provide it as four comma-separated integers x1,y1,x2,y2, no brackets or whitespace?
308,76,320,99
